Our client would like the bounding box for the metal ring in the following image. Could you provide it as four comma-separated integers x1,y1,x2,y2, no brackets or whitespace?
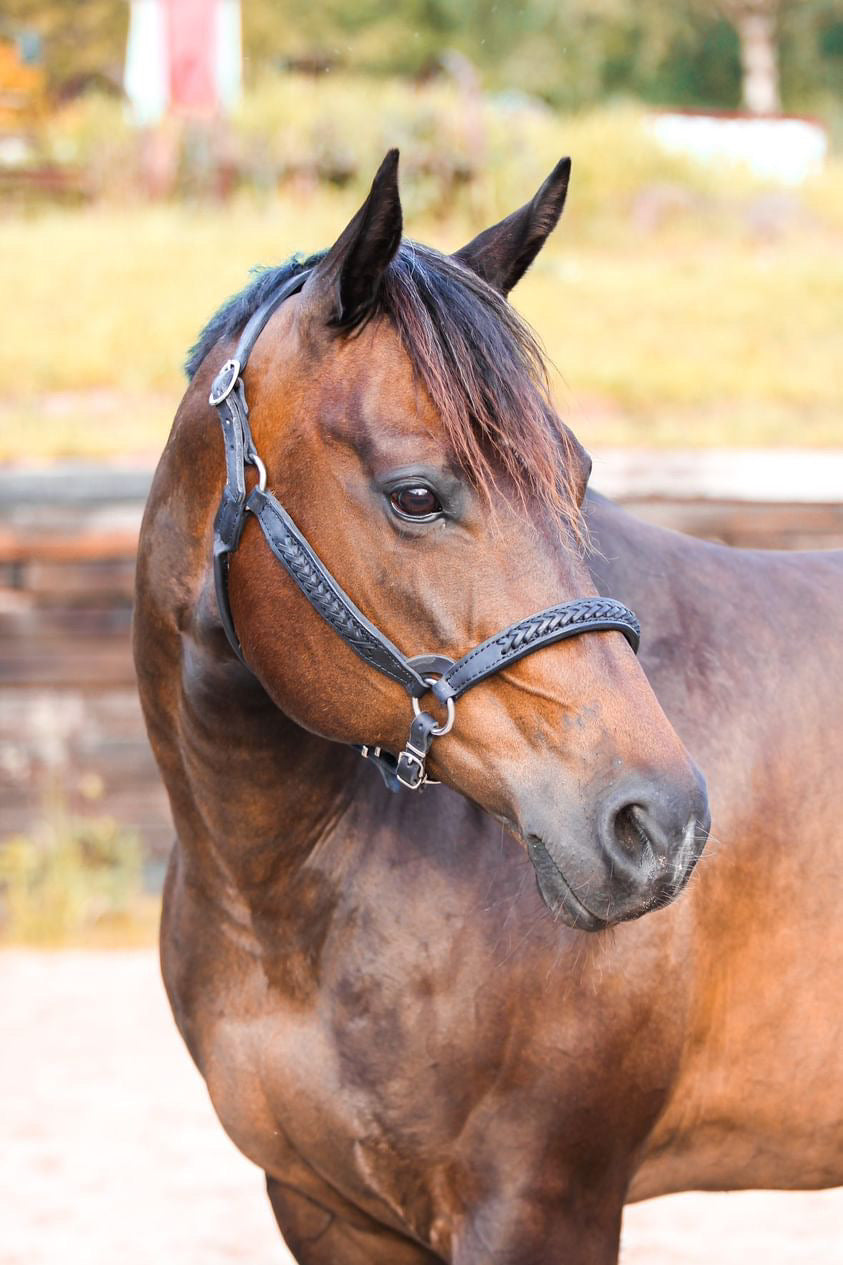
209,358,241,406
250,451,268,492
412,677,455,736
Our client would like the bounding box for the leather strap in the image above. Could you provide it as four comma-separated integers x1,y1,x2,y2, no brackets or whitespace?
433,598,639,703
237,270,311,364
247,486,428,697
395,711,440,790
210,270,313,669
213,381,250,552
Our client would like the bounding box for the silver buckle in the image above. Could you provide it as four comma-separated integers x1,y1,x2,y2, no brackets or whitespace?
209,358,241,406
396,747,426,790
395,740,442,790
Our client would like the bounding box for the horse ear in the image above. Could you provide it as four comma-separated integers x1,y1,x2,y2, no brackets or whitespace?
454,157,571,295
301,149,402,328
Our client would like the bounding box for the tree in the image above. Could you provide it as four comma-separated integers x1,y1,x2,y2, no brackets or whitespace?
718,0,782,113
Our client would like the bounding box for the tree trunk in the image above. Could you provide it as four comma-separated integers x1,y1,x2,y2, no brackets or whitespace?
735,9,781,114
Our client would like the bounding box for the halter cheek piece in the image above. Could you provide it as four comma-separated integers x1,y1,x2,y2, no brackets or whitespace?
209,268,641,793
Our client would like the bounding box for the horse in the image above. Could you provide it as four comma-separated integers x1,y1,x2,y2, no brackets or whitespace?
134,151,843,1264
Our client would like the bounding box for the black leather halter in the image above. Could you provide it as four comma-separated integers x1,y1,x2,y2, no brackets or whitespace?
209,268,640,792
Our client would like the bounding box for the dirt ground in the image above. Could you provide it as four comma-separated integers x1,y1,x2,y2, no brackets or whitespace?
2,951,840,1265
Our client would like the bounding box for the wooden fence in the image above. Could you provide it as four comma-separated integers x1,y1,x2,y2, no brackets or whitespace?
1,455,841,859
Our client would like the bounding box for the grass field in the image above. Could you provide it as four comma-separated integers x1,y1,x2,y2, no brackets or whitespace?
4,113,843,459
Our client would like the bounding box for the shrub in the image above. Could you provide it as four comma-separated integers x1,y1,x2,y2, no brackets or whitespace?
0,804,150,944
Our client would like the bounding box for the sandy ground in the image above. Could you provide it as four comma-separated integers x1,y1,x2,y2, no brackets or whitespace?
1,950,840,1265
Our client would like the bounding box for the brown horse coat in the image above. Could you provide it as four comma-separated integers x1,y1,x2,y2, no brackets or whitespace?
134,158,843,1264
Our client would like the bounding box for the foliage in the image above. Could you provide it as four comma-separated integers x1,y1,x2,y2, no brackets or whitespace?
3,0,842,114
0,800,154,945
33,77,719,212
778,1,843,109
230,77,714,221
239,0,843,113
38,90,137,191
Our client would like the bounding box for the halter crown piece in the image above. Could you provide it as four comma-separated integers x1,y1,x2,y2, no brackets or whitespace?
209,268,641,793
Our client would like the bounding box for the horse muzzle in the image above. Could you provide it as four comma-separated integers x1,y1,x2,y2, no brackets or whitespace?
523,766,711,929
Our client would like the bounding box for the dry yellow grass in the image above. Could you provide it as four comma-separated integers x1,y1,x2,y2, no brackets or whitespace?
3,187,841,460
0,804,157,947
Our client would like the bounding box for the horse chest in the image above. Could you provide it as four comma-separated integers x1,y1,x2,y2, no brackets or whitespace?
187,947,487,1242
179,892,680,1214
196,950,490,1154
201,993,353,1176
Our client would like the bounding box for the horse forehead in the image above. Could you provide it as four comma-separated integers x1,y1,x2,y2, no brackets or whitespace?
331,317,414,395
251,310,438,455
310,320,436,444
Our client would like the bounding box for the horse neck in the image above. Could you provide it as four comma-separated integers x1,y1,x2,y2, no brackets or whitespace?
175,652,361,897
137,395,362,911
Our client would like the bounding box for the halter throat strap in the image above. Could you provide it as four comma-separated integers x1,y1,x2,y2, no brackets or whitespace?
209,271,641,793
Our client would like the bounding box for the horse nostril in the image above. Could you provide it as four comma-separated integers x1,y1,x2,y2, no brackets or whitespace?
601,784,700,877
611,803,655,864
601,774,709,890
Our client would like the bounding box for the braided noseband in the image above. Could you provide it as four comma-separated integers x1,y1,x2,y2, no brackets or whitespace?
209,268,640,792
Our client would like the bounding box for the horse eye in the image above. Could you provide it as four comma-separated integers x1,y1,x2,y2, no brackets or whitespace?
390,486,442,520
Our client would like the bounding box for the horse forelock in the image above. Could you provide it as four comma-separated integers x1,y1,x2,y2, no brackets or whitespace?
380,242,583,541
186,241,582,541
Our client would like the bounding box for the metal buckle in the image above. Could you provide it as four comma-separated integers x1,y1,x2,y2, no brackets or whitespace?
209,358,241,406
396,738,443,790
395,747,427,790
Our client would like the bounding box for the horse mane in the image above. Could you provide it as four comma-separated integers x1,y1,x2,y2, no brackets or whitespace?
187,241,582,539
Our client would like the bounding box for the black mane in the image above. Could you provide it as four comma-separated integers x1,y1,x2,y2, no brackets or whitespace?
185,250,326,379
187,241,581,535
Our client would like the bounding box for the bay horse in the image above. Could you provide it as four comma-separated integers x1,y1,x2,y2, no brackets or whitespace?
134,151,843,1264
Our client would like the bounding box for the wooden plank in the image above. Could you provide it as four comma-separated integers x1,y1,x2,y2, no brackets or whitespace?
625,499,843,549
0,530,139,564
0,642,135,688
22,558,136,598
0,466,152,506
0,605,133,639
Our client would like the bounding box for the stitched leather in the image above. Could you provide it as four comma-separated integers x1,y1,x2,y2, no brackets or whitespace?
433,598,640,702
214,385,249,552
247,486,428,697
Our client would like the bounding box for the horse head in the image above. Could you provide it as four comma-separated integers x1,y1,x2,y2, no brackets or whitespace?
192,150,709,930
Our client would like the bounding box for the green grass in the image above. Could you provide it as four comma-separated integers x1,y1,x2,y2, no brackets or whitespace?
5,97,843,459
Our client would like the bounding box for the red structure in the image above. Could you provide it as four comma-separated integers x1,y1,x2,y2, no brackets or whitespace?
125,0,241,124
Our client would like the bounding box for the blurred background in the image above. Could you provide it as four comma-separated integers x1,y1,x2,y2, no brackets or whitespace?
0,2,835,951
1,4,842,1262
1,0,842,942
